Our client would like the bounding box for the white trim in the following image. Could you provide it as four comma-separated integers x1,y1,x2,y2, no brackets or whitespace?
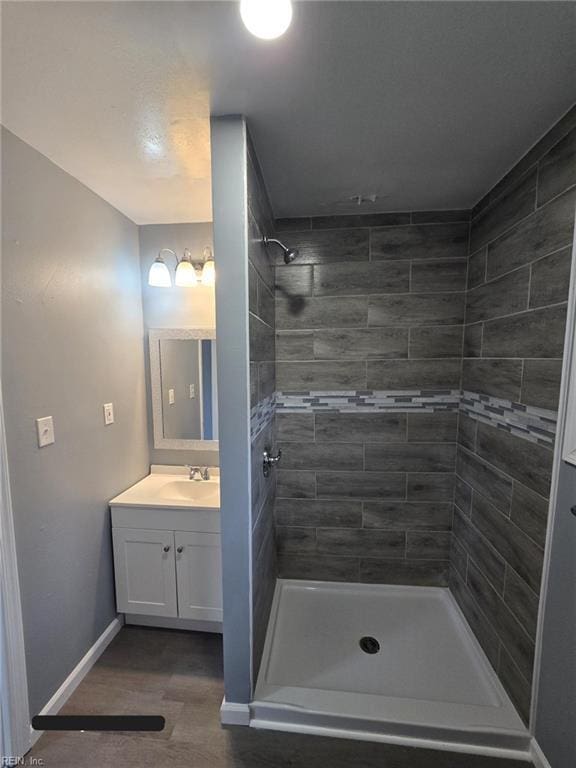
530,738,552,768
30,616,123,747
0,387,31,759
249,719,532,763
148,327,218,452
220,698,251,727
530,222,576,730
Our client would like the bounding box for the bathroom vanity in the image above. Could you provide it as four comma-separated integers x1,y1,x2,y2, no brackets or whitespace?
110,466,222,631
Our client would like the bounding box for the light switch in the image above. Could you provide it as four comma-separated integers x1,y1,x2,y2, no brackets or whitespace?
168,388,175,405
189,384,195,399
103,403,115,425
36,416,55,448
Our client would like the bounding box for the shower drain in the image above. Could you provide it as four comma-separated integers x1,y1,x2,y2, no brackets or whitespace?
359,636,380,654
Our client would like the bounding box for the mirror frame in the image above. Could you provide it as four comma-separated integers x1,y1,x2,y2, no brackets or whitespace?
149,328,218,451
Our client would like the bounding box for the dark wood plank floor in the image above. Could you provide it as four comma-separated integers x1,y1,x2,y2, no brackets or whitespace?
29,626,531,767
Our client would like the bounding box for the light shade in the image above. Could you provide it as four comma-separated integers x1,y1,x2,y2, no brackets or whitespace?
201,258,216,286
175,260,198,287
240,0,292,40
148,258,171,287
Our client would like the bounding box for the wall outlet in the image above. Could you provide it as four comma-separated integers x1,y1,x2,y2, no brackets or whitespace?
36,416,55,448
103,403,115,425
168,388,175,405
189,384,195,399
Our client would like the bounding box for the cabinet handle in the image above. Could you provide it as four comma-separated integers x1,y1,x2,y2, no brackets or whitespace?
176,546,184,554
163,545,171,553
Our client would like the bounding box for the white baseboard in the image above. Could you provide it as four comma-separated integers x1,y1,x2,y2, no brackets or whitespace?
531,738,552,768
220,698,251,727
30,616,123,746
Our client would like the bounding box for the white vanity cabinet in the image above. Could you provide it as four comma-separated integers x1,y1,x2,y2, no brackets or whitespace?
110,476,222,630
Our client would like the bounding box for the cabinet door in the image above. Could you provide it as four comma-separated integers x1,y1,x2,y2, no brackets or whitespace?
112,528,177,617
175,532,223,621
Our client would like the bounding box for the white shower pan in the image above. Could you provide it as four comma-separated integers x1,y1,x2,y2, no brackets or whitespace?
252,580,530,759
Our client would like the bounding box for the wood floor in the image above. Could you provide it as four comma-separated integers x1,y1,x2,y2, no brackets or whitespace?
29,626,531,767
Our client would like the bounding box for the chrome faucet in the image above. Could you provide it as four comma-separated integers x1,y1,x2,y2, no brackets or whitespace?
187,466,210,481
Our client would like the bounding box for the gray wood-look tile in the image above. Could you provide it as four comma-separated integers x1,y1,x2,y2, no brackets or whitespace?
462,359,523,401
471,492,544,594
406,531,451,559
456,446,513,514
315,412,407,443
275,499,362,528
276,526,317,554
277,470,316,499
367,359,461,390
257,279,275,328
537,125,576,207
411,210,471,224
276,295,368,330
276,331,314,361
454,476,473,515
510,481,549,549
258,361,276,401
276,413,315,442
450,535,468,581
368,293,465,326
476,422,553,497
277,553,359,582
466,268,530,324
409,325,463,359
504,567,539,640
371,223,469,261
248,213,275,291
466,561,535,682
317,528,406,558
529,246,572,309
449,568,501,671
250,362,258,408
317,471,406,500
249,263,258,315
467,248,487,289
463,324,483,358
365,443,456,473
457,413,477,451
278,441,364,471
520,358,563,410
469,168,537,252
313,261,409,296
410,259,467,292
407,412,458,442
483,303,567,360
311,212,411,229
313,327,408,360
283,229,370,264
363,501,452,530
275,217,311,232
406,473,454,501
275,265,314,297
452,507,506,594
498,646,532,725
249,314,274,362
277,361,366,390
361,559,449,586
486,187,576,279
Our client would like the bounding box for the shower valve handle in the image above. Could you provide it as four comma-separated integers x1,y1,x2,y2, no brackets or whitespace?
263,448,282,477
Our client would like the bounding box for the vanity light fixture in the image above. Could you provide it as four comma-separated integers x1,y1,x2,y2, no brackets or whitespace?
240,0,293,40
201,246,216,286
148,249,175,287
175,249,198,288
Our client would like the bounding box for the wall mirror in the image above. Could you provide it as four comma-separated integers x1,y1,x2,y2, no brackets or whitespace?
149,328,218,451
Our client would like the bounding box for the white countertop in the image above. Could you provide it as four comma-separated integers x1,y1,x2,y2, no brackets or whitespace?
110,466,220,509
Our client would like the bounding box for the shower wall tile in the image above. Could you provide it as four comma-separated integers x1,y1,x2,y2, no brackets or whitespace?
367,359,461,390
409,259,467,292
276,412,315,442
315,412,407,443
408,325,463,358
406,531,451,559
406,473,454,501
275,264,314,297
371,222,469,261
313,327,408,360
277,360,367,390
367,293,465,326
364,443,456,473
363,501,452,531
278,441,364,471
406,411,458,442
277,553,359,582
276,470,316,499
410,209,471,224
311,212,411,229
278,228,369,264
276,295,368,330
451,111,575,720
276,331,314,361
275,499,362,528
313,260,409,295
316,528,405,558
360,559,449,587
317,471,406,499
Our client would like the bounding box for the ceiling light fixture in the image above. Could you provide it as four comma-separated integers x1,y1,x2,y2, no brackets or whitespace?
240,0,293,40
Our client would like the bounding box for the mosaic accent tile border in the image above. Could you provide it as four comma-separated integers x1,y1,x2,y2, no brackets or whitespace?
251,394,276,441
276,390,461,413
460,390,557,447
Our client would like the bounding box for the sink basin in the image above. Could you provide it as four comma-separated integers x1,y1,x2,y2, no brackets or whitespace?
156,480,220,504
109,468,220,509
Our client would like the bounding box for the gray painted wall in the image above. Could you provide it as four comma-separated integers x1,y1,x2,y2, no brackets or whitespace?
139,222,219,467
211,116,253,703
1,128,149,715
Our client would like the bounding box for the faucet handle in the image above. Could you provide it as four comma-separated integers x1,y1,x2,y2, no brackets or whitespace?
202,467,210,480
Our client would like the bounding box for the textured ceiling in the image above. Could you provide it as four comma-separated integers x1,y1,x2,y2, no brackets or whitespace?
2,1,575,223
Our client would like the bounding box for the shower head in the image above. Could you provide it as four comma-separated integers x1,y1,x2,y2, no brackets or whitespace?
262,237,300,265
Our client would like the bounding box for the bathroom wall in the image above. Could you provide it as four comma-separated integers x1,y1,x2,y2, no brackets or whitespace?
139,222,218,467
247,136,278,678
450,108,576,723
273,211,469,586
1,128,149,715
